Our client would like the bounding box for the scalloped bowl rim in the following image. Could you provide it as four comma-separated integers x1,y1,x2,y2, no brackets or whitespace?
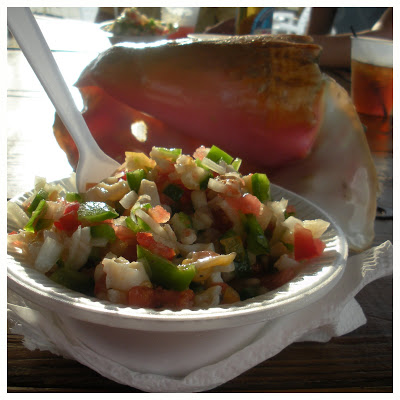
7,175,348,332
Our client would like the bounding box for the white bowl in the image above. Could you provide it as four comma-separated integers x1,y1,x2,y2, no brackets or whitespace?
7,176,348,376
99,21,169,45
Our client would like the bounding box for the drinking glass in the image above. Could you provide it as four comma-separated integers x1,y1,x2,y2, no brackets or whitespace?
351,36,393,118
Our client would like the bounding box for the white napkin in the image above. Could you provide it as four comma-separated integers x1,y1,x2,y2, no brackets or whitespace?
8,240,393,393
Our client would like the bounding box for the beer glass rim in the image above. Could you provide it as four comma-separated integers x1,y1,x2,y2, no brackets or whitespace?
351,36,393,45
351,35,393,68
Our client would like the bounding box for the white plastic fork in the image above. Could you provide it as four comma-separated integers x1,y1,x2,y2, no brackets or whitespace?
7,7,121,192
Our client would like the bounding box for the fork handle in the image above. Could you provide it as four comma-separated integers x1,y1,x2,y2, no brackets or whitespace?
7,7,101,156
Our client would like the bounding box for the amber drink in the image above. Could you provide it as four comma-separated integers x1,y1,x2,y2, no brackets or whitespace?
351,37,393,117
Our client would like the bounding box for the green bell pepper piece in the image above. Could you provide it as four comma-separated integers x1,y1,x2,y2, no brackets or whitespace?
77,202,118,223
239,286,261,301
245,214,270,256
66,192,83,203
194,160,213,189
251,173,270,203
27,188,48,214
132,202,152,213
90,224,116,241
163,183,184,202
35,218,53,231
49,266,94,296
153,147,182,161
231,157,242,171
220,232,251,277
206,145,234,165
200,171,213,190
137,245,196,291
177,211,192,228
126,169,146,193
126,216,150,233
24,199,47,232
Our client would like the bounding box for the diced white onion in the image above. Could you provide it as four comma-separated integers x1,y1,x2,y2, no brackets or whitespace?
66,226,92,270
180,228,197,245
281,217,330,239
119,190,138,209
34,236,63,273
34,176,46,192
257,204,273,230
133,195,152,210
303,219,330,238
282,216,304,232
44,182,64,195
208,271,224,283
194,286,222,308
274,254,300,271
151,231,177,251
7,202,29,228
43,201,65,221
43,229,62,242
269,198,289,244
207,178,228,193
192,208,213,230
210,197,243,235
135,208,169,239
191,190,208,210
113,216,127,226
268,198,289,218
163,223,178,243
138,179,160,207
201,157,226,175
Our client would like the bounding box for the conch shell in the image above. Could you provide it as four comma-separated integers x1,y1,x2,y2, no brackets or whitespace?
53,35,378,251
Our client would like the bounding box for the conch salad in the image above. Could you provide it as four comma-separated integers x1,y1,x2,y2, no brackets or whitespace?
8,145,330,310
103,7,174,37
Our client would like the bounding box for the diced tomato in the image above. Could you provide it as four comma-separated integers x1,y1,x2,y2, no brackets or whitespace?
94,274,107,298
225,193,261,215
112,224,137,245
155,173,192,210
293,224,326,261
8,231,18,235
128,286,195,310
286,204,296,215
65,202,80,213
54,201,81,233
193,145,208,160
148,205,170,223
136,231,176,260
158,160,176,174
127,286,154,308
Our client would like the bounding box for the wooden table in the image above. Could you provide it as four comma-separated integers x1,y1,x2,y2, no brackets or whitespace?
7,16,393,393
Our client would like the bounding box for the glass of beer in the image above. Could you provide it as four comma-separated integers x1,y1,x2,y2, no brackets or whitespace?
351,36,393,118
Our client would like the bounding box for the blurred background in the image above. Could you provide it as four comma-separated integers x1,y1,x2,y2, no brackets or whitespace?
26,7,311,35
